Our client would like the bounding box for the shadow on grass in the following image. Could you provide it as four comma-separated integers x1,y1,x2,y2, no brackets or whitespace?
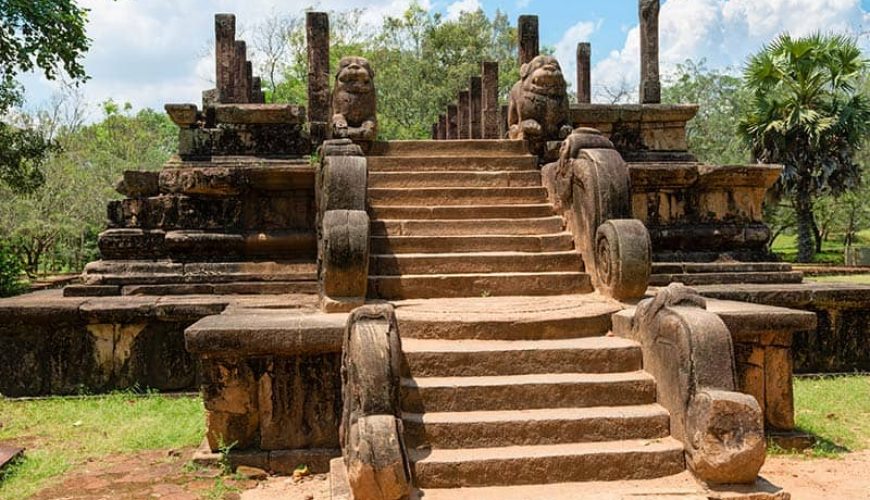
768,427,851,458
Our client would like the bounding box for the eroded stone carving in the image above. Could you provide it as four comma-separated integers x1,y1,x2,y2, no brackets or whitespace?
340,304,412,500
631,283,766,484
507,55,573,146
332,56,378,142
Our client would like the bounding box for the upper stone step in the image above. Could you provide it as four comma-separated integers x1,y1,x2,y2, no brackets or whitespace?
401,336,642,377
368,187,548,206
370,251,582,275
370,204,555,220
371,217,565,237
401,371,656,413
368,170,541,188
371,233,574,254
367,156,538,172
649,271,805,286
370,140,529,157
369,272,592,300
402,404,670,449
408,438,685,488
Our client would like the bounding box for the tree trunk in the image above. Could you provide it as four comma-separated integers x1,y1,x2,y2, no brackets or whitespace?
811,213,823,254
794,188,815,263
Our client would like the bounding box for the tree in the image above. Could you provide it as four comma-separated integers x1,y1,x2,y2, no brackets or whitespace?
739,33,870,262
0,0,90,192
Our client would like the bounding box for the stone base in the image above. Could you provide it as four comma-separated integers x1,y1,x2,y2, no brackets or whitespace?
192,439,338,474
768,431,816,452
0,290,317,396
651,261,803,287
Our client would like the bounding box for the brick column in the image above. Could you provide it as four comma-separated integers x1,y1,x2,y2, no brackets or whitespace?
447,105,458,140
481,62,500,139
307,12,330,145
215,14,236,103
518,15,539,66
639,0,661,104
469,76,483,139
577,42,591,104
458,90,471,139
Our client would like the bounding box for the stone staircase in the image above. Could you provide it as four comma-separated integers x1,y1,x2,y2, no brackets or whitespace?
393,296,685,493
366,140,592,300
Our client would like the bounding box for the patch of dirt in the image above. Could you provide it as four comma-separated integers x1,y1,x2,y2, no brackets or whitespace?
759,450,870,499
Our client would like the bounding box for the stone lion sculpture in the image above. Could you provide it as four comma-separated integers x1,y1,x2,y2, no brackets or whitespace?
507,55,573,143
331,56,377,141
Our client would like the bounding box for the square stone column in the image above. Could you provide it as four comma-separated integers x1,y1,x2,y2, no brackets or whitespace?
481,62,500,139
447,104,458,140
215,14,236,103
499,104,509,139
469,76,482,139
307,12,330,145
577,42,591,104
639,0,661,104
437,114,447,140
234,41,250,103
458,90,471,139
518,15,539,66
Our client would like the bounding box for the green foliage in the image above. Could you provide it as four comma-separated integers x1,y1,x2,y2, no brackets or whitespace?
0,242,25,297
739,33,870,262
0,0,90,192
789,376,870,457
662,59,751,165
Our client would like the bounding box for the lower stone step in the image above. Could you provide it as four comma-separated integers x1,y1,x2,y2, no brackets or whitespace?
409,438,685,488
368,187,548,206
370,204,555,220
369,272,592,300
401,371,656,413
652,262,794,274
370,251,582,275
371,233,574,254
371,217,564,237
403,404,670,449
118,281,318,296
649,271,804,286
401,336,642,377
368,170,541,188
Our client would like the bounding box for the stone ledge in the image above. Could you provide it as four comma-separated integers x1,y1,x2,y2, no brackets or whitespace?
185,310,347,356
570,103,699,124
695,282,870,310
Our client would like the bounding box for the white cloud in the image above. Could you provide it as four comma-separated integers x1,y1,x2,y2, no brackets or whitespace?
591,0,868,103
445,0,482,21
554,20,601,92
516,0,532,8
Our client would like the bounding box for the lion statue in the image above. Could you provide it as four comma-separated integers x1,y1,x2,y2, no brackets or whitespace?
331,56,377,141
507,55,573,143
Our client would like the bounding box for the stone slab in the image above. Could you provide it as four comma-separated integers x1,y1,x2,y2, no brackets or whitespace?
211,104,305,125
0,447,24,471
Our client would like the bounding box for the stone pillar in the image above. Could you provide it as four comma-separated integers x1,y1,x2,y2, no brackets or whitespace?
518,15,539,66
469,76,483,139
481,62,499,139
437,114,447,140
235,41,250,103
576,42,591,104
431,123,438,140
252,76,265,103
215,14,236,103
639,0,661,104
447,104,458,140
307,12,330,145
499,104,509,139
458,90,471,139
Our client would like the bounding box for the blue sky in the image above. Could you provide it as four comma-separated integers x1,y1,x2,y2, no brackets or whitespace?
19,0,870,119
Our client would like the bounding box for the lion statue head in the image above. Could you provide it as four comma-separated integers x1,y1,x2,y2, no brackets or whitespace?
508,55,572,145
331,56,377,141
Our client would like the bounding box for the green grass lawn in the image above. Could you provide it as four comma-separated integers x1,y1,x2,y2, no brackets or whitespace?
806,274,870,285
772,230,870,264
790,376,870,456
0,392,204,499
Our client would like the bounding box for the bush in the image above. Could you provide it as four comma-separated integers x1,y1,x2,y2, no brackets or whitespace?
0,244,25,297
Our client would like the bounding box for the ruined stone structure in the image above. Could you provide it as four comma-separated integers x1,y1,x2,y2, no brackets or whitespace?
4,4,870,499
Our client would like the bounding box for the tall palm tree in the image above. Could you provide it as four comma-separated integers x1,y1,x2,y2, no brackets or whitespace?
740,33,870,263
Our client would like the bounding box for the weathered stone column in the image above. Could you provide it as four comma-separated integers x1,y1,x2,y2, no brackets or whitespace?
307,12,330,145
215,14,236,103
481,62,500,139
437,114,447,140
235,41,250,103
431,123,438,140
469,76,483,139
458,90,471,139
518,15,539,66
576,42,591,104
447,104,458,140
499,104,509,139
639,0,661,104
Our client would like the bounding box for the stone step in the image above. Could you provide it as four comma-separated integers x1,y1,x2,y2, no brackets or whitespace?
119,280,318,296
369,272,592,300
371,217,565,237
370,251,582,275
368,187,548,206
371,234,574,254
401,371,656,413
368,171,541,188
402,404,670,449
367,156,538,172
395,295,618,341
401,337,641,377
370,139,529,157
409,438,685,488
651,261,794,274
649,271,804,287
370,204,555,220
